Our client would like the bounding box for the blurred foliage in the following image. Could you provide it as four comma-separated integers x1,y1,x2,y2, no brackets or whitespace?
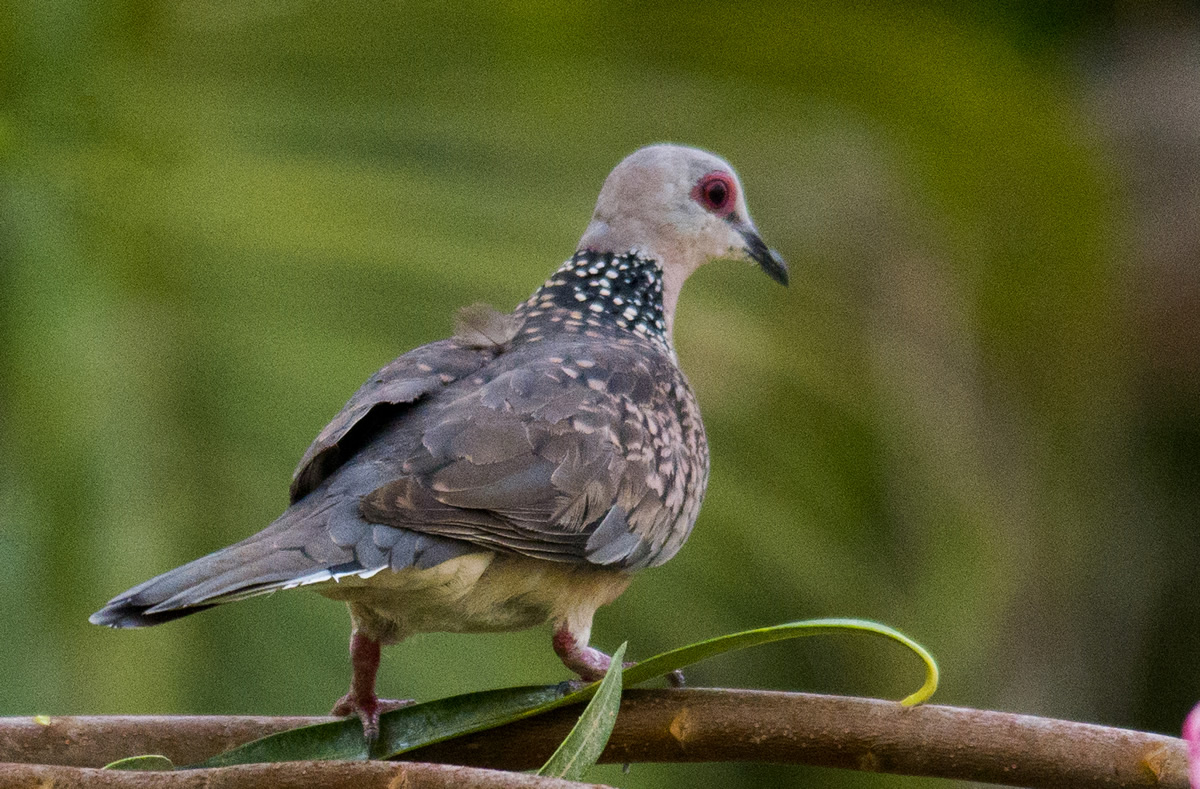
2,2,1198,787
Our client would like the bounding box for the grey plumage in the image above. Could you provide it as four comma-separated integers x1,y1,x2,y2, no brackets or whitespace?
90,144,786,738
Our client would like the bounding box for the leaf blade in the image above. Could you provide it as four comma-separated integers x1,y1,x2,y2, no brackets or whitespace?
195,684,573,767
623,617,939,706
537,642,626,780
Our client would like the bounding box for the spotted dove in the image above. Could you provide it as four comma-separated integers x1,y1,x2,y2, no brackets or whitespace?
90,144,788,740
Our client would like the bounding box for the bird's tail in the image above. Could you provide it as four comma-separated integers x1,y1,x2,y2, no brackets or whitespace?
89,496,368,628
89,488,473,628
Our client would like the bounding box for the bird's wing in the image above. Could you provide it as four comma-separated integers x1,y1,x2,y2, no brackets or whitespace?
360,350,693,571
290,333,508,503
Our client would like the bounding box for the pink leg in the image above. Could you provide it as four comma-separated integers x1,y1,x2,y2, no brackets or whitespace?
330,631,413,742
552,622,615,681
552,623,685,687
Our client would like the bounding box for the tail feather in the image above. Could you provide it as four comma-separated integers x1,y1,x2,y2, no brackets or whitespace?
88,601,218,628
89,501,362,629
145,550,337,613
89,489,476,629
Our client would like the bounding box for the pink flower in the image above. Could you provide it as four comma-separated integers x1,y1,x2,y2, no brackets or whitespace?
1184,703,1200,788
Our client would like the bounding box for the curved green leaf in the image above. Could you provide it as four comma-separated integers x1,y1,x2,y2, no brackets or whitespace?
624,617,939,706
537,642,625,780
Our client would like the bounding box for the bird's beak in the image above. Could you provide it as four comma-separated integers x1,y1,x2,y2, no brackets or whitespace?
736,222,789,286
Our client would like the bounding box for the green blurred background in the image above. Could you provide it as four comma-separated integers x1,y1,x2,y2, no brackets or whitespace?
3,2,1199,786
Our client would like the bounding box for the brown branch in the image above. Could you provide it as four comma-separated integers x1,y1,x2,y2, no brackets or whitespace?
0,761,612,788
1,690,1188,788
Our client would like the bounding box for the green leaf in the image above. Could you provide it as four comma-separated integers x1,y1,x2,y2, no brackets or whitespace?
537,642,626,780
193,617,937,768
197,684,573,767
623,617,939,706
199,716,370,765
104,755,176,771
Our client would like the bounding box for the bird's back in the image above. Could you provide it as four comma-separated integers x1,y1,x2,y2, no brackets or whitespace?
334,249,712,574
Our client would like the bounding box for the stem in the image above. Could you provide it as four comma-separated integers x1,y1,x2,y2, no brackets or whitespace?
1,690,1187,788
0,761,612,788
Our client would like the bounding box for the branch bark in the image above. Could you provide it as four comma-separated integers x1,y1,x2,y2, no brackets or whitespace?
0,761,611,788
1,690,1188,789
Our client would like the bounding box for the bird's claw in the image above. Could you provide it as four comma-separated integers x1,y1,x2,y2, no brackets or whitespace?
561,662,685,691
331,694,415,743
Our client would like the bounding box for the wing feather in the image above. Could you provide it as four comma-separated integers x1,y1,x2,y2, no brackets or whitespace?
290,339,498,502
359,348,693,570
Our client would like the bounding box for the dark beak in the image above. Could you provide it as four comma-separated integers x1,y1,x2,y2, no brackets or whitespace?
738,225,789,286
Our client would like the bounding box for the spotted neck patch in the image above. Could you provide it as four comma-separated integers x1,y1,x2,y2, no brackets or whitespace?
515,251,670,350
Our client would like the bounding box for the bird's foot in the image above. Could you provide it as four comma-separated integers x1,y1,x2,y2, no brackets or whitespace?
551,622,686,686
552,623,620,681
335,630,415,743
331,693,415,743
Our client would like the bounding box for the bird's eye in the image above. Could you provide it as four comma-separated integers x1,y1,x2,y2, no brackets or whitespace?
692,172,736,215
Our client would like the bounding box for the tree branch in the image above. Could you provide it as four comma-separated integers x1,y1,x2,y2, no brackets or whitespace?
0,761,612,788
1,690,1187,788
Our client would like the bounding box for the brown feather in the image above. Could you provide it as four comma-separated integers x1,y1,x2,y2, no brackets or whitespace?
453,303,524,349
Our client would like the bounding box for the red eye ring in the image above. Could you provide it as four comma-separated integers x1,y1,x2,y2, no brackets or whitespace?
692,171,737,216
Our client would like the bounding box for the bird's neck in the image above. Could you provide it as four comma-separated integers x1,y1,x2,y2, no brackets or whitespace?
515,251,673,351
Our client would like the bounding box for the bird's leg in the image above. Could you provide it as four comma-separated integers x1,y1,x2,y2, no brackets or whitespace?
552,622,686,687
331,630,413,742
552,621,614,681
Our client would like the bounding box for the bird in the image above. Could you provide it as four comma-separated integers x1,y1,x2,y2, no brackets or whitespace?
90,144,788,741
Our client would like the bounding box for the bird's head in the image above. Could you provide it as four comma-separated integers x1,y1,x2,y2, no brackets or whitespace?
578,144,787,332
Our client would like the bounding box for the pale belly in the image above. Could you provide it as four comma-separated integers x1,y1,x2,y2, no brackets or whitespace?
314,551,632,644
